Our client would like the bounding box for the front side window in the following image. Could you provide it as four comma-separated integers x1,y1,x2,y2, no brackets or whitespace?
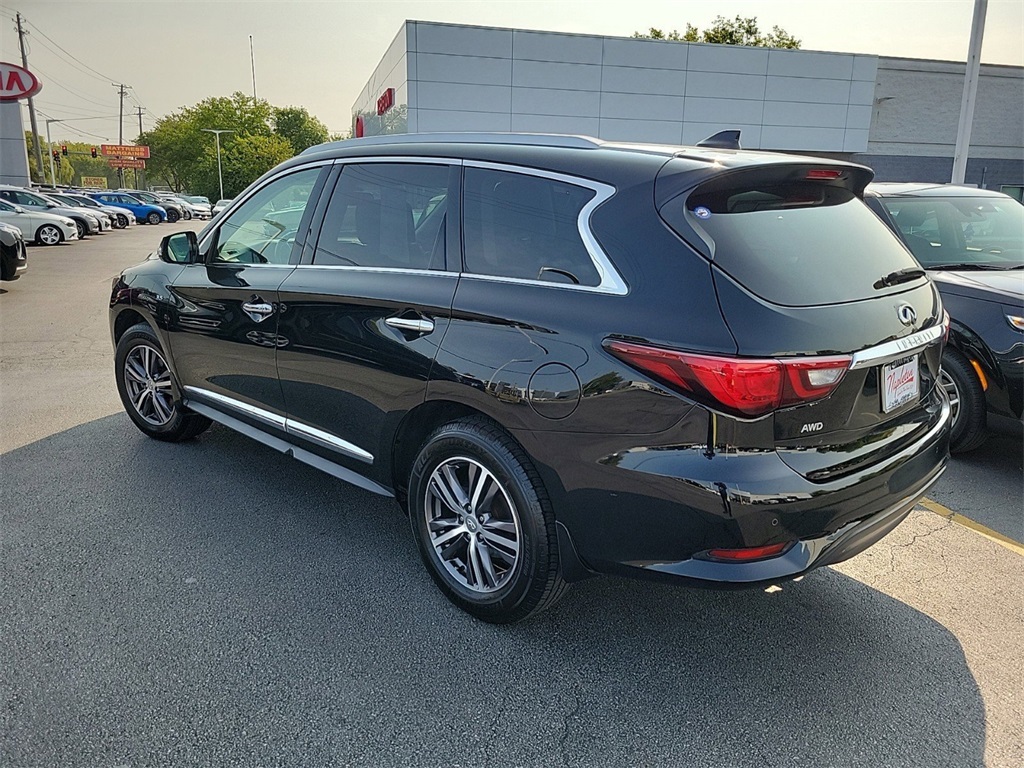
462,168,600,287
211,167,321,265
314,163,450,270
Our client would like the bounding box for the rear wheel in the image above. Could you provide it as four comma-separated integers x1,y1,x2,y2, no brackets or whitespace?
146,211,161,225
940,351,987,453
35,224,63,246
115,322,211,442
408,417,568,623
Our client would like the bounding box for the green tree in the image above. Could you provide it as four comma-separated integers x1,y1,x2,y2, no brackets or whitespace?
215,134,295,199
273,106,330,153
633,16,800,48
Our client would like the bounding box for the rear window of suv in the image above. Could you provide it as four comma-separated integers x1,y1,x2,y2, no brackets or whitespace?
686,181,920,307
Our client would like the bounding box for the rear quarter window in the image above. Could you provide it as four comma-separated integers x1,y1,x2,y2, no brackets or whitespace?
686,182,920,306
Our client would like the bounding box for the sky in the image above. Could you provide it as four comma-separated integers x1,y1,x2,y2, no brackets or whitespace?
2,0,1022,145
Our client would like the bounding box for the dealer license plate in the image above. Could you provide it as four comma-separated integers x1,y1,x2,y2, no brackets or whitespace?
882,356,919,413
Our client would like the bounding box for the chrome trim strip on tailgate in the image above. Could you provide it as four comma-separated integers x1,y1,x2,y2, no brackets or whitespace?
849,325,945,370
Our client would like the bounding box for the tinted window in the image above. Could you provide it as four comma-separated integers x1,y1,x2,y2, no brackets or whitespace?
314,163,449,270
686,182,920,306
880,197,1024,268
212,167,320,265
463,168,599,286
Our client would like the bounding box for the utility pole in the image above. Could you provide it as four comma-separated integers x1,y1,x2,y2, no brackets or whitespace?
951,0,988,184
136,105,145,189
250,35,257,99
113,83,128,187
16,13,45,183
201,129,233,201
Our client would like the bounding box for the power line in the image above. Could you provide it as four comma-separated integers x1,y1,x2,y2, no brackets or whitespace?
30,64,115,109
23,17,118,84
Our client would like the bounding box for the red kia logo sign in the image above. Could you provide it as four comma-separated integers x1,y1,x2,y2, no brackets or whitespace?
0,62,41,101
376,87,395,116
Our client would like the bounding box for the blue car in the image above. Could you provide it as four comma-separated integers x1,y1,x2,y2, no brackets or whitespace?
89,192,166,225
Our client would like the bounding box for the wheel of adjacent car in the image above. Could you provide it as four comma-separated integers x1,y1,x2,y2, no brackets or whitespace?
407,417,568,623
73,220,86,240
115,322,211,442
165,208,180,223
115,214,129,228
939,351,987,453
182,209,192,220
35,224,63,246
146,211,161,225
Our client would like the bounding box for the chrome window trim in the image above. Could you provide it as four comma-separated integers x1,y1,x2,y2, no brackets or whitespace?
183,386,286,430
198,160,335,255
849,324,945,370
461,160,627,296
183,386,374,464
292,265,459,277
330,155,464,166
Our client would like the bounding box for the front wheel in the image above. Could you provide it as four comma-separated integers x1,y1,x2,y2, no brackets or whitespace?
408,417,568,623
35,224,63,246
940,352,987,453
115,214,129,228
74,220,87,240
165,209,180,223
146,211,161,225
115,322,211,442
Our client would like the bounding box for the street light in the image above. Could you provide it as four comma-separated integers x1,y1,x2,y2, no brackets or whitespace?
202,128,234,201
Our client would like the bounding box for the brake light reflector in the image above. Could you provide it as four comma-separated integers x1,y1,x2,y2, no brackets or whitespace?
605,341,851,418
706,542,793,561
806,168,843,180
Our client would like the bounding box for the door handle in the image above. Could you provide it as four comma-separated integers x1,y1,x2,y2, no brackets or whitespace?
242,301,275,323
385,317,434,334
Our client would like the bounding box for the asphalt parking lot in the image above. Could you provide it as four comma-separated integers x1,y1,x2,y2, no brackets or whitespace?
1,222,1022,767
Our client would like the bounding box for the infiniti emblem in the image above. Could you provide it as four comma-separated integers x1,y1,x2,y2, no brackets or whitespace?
897,304,917,326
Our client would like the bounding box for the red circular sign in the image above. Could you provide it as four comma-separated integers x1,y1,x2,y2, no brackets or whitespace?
0,62,42,101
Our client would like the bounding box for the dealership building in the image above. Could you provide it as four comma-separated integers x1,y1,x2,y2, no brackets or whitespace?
352,21,1023,191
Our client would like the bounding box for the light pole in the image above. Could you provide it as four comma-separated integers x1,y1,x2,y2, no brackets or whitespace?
202,129,233,201
45,118,60,186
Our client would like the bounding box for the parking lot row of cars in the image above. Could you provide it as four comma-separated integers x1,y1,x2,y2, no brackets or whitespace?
0,185,213,286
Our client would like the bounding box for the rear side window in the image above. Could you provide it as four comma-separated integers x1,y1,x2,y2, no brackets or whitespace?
314,163,449,270
686,182,920,306
463,168,600,287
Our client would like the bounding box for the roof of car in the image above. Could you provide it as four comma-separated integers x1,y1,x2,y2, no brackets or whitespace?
865,182,1014,198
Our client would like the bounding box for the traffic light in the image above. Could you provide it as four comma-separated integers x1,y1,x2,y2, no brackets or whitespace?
61,145,68,156
52,149,59,160
90,147,97,158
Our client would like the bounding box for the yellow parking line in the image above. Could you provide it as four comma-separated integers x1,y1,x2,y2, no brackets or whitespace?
919,497,1024,556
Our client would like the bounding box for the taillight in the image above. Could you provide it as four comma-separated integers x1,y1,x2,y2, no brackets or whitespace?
705,542,793,561
605,340,851,418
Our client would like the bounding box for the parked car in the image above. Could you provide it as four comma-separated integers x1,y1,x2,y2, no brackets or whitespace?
121,189,184,223
0,198,79,245
0,186,101,240
89,192,166,225
0,220,28,280
109,133,951,623
866,183,1023,451
211,198,233,216
184,195,213,218
44,192,120,231
62,193,135,229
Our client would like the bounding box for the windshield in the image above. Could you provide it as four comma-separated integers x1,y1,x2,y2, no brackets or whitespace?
879,197,1023,269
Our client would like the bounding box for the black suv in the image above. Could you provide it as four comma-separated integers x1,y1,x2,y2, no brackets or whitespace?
109,134,950,623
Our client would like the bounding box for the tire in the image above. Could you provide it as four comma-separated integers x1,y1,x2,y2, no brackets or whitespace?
35,224,63,246
146,211,161,225
940,351,988,453
115,322,211,442
183,209,193,220
73,219,87,240
408,417,568,623
165,208,180,223
115,214,129,229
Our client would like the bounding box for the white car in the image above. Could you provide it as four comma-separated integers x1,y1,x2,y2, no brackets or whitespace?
212,198,233,216
0,186,100,240
0,198,79,245
184,195,213,218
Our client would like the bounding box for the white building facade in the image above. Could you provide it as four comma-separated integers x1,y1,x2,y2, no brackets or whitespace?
353,21,1023,190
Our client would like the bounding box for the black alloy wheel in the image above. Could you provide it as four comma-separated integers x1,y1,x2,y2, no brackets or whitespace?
73,219,87,240
115,214,129,228
115,322,211,441
35,224,63,246
165,208,180,223
408,417,568,623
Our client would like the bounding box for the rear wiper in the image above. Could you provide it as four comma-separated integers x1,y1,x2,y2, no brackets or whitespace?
874,267,926,289
926,263,1014,271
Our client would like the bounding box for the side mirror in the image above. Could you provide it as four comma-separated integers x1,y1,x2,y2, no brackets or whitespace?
13,205,25,214
46,202,58,208
159,231,199,264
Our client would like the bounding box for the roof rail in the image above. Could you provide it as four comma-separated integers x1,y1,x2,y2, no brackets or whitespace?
301,132,605,155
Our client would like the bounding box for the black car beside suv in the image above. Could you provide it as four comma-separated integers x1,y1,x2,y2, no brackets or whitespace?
109,133,950,623
866,184,1023,452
